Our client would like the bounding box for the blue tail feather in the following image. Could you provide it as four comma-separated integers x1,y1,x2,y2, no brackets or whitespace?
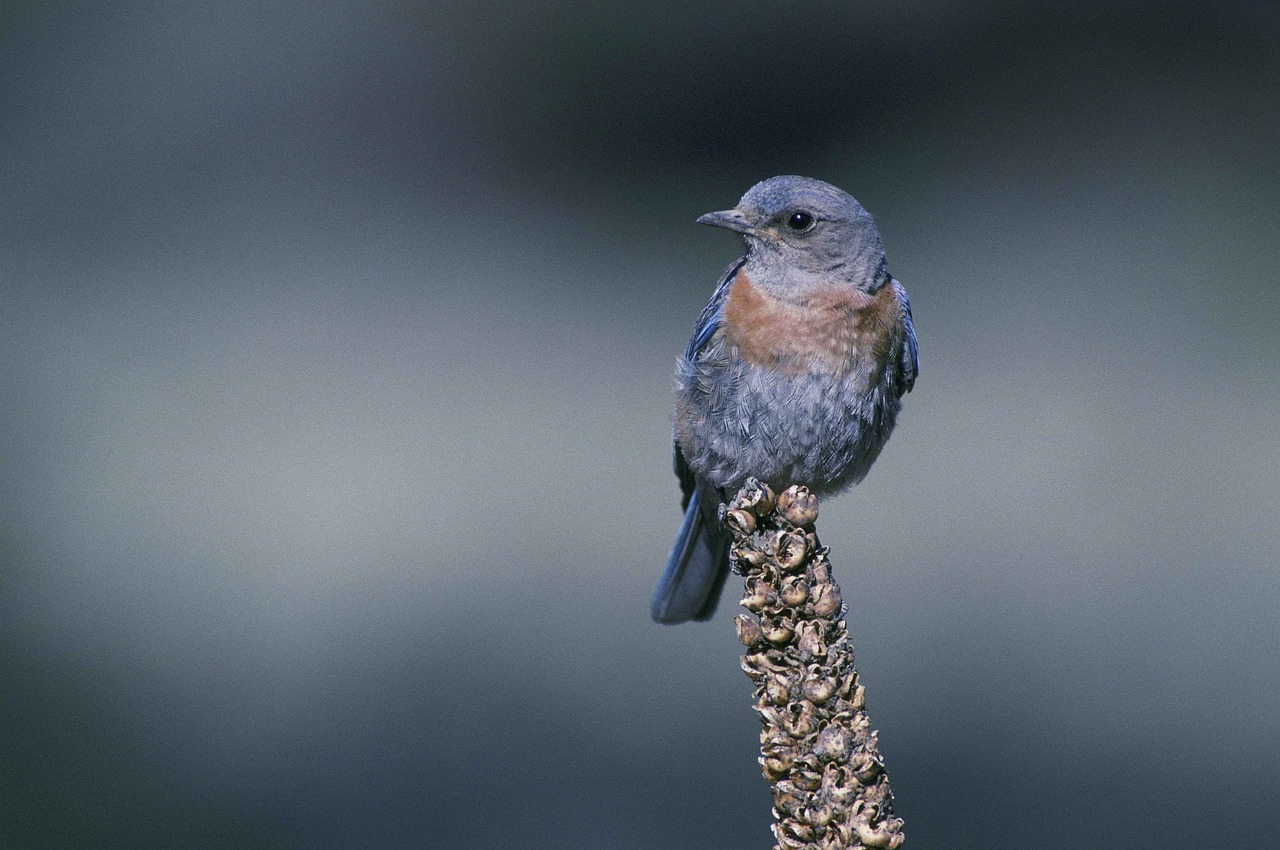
651,485,729,624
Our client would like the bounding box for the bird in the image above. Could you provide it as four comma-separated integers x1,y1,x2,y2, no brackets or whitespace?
652,175,919,624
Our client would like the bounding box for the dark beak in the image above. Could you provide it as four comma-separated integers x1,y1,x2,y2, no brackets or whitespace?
696,208,763,237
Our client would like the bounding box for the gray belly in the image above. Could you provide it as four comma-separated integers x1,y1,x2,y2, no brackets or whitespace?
675,352,901,497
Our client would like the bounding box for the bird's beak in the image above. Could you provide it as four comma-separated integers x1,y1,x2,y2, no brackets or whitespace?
696,208,763,237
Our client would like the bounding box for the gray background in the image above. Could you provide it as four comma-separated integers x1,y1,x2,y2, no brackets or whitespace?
3,2,1278,847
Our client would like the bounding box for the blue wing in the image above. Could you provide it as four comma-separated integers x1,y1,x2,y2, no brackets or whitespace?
651,480,730,623
656,259,746,624
684,257,746,360
894,281,919,394
673,257,745,511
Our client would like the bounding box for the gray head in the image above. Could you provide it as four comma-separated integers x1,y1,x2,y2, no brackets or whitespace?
697,176,887,294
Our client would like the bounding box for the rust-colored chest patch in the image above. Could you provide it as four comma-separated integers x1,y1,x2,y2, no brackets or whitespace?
722,271,899,378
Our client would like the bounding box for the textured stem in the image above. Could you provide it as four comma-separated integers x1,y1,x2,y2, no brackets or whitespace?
727,479,904,850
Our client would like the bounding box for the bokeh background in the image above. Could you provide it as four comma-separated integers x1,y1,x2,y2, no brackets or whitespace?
3,2,1278,847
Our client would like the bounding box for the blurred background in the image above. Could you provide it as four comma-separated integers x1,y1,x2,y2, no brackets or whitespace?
3,1,1278,847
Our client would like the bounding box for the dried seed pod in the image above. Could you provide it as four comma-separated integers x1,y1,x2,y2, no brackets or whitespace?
854,819,903,849
736,477,777,516
782,819,817,842
741,578,776,612
734,614,763,646
758,705,785,731
848,682,866,711
835,667,857,694
813,724,852,763
791,768,822,793
829,628,852,649
823,764,857,805
777,485,819,527
822,826,851,850
762,754,793,780
763,675,790,706
783,701,818,738
761,649,798,672
802,674,838,705
761,617,795,645
795,621,827,657
772,781,805,817
724,508,756,537
810,582,843,618
853,752,884,784
760,726,785,746
742,651,772,676
863,781,894,815
773,528,809,572
732,544,768,572
773,823,807,850
779,575,810,607
762,735,797,756
804,802,834,828
851,714,872,740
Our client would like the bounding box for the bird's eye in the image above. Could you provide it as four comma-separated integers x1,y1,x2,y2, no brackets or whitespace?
786,211,814,232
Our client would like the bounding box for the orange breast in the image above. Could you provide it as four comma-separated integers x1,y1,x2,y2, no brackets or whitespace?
722,271,899,378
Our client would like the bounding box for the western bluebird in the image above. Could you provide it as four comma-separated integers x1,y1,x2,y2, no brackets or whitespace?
652,175,919,624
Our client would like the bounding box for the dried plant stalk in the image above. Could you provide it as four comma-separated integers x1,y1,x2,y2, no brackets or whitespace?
727,479,905,850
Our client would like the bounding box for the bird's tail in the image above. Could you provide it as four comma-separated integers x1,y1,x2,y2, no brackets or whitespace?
651,484,729,624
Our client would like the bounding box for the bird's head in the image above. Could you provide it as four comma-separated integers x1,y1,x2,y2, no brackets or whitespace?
697,175,888,294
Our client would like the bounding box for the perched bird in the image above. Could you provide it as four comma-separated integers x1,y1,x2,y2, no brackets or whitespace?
652,176,919,624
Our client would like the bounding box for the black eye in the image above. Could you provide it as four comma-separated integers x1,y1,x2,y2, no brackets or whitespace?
786,211,814,232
